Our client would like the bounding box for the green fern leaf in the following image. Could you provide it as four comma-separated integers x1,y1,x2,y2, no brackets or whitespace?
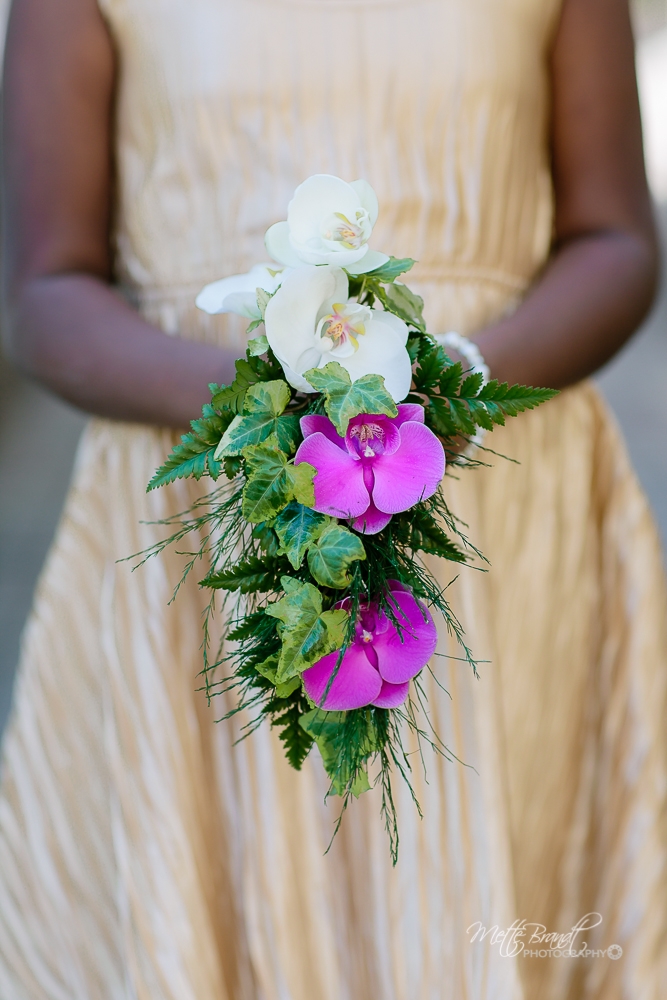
147,404,232,491
201,556,282,594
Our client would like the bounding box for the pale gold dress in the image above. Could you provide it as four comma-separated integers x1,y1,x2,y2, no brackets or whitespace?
1,0,667,997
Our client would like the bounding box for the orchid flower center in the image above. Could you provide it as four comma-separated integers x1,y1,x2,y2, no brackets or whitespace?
348,420,386,458
316,302,370,359
322,210,372,250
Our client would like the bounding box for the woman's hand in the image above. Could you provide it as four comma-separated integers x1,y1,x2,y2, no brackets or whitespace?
1,0,240,428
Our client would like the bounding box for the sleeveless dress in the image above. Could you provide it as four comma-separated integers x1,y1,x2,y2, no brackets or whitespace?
1,0,667,997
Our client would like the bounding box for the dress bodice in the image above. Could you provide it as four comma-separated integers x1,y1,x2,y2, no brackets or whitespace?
98,0,562,341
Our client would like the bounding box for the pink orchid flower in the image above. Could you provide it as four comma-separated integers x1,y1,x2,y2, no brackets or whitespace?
302,581,438,711
294,404,445,534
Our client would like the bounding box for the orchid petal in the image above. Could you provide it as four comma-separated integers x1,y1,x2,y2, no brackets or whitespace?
295,433,370,517
372,679,410,709
196,263,288,318
302,645,382,711
373,591,438,684
265,222,304,268
373,308,410,345
264,265,344,372
279,362,316,394
288,174,362,245
349,179,379,226
290,243,368,267
300,414,345,448
372,422,445,513
351,501,393,535
396,403,425,425
345,250,390,276
328,316,412,402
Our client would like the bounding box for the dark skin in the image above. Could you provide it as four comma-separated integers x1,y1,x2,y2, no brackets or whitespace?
0,0,658,429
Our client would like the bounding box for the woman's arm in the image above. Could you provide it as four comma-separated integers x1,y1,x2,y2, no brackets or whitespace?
472,0,659,388
1,0,239,427
1,0,658,428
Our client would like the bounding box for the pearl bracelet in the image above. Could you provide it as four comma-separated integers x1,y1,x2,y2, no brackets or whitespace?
434,331,489,456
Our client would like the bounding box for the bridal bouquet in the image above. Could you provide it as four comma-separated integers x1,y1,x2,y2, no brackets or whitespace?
144,175,555,860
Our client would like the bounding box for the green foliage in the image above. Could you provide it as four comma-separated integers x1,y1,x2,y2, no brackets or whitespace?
391,504,467,563
411,340,558,438
255,654,302,698
273,504,366,585
304,362,397,436
299,709,381,796
271,692,316,769
242,441,315,523
252,521,280,557
215,380,300,458
211,359,262,413
147,403,232,491
307,523,366,589
211,350,283,414
374,281,426,332
273,502,329,570
248,334,270,356
226,609,277,644
201,555,282,594
223,456,244,479
265,576,348,682
413,343,452,393
364,256,415,282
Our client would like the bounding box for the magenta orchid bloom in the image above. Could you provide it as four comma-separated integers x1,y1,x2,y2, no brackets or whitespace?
294,404,445,534
302,581,438,711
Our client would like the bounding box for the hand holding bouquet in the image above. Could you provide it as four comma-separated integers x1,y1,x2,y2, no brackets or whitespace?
144,175,556,860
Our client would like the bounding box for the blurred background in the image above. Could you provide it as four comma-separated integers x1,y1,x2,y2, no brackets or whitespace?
1,1,666,736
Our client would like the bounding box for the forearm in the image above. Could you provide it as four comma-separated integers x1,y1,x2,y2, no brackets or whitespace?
4,272,240,427
472,227,659,390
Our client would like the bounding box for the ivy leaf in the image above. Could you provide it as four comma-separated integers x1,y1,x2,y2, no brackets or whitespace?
304,362,397,436
265,576,348,681
242,442,315,523
375,281,426,332
307,523,366,589
248,334,270,356
255,654,302,698
147,403,232,491
256,286,273,320
200,555,281,594
252,521,280,557
365,256,416,282
273,501,329,570
215,380,299,457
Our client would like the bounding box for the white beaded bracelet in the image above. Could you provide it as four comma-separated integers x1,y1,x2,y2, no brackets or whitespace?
434,331,489,456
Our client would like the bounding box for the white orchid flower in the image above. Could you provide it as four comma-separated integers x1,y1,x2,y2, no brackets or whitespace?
264,265,412,401
265,174,389,275
195,263,290,320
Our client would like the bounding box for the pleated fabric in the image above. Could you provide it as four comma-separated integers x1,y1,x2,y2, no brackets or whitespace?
1,0,667,997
